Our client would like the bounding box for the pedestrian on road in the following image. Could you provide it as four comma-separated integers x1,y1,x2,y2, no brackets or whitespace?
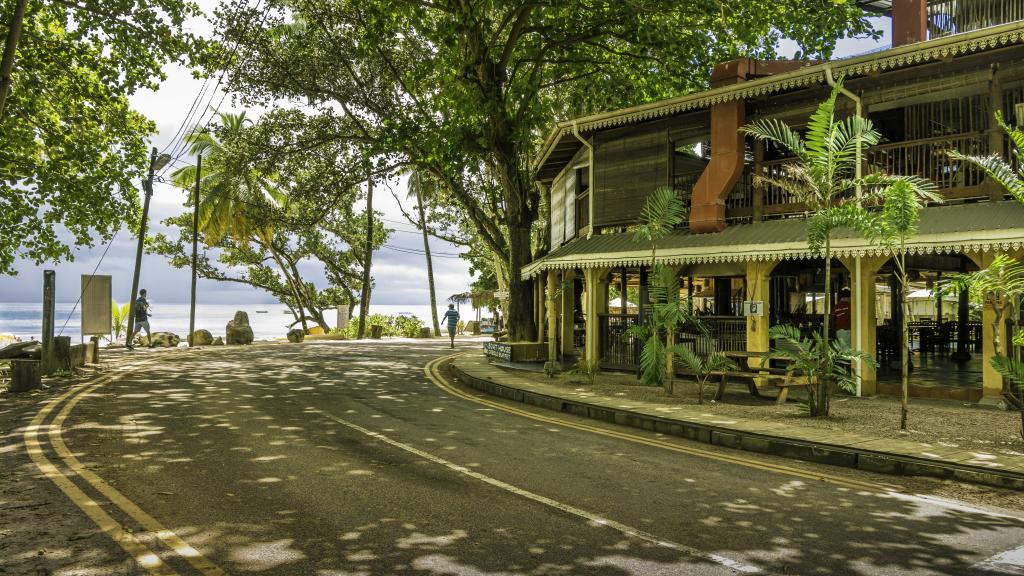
443,304,460,349
128,289,152,349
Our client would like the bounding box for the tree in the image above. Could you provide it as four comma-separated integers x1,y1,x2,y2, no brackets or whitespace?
769,324,874,414
406,171,442,337
0,0,201,274
625,187,702,393
357,169,374,339
742,79,935,416
215,0,878,340
856,180,942,429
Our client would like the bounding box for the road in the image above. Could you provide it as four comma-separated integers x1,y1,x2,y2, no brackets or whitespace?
27,340,1024,575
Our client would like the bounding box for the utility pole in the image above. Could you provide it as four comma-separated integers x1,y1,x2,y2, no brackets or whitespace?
357,166,373,339
189,154,202,346
0,0,28,119
126,147,170,349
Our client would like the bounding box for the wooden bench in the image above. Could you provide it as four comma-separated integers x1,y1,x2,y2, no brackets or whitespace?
722,351,810,405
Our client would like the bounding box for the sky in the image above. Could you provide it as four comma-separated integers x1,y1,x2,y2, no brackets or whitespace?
0,5,889,306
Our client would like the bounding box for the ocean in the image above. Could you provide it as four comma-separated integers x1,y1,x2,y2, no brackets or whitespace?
0,302,488,342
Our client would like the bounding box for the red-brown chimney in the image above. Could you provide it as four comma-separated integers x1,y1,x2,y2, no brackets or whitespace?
892,0,928,47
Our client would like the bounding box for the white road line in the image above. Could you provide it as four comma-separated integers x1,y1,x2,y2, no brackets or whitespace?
308,406,761,575
974,544,1024,575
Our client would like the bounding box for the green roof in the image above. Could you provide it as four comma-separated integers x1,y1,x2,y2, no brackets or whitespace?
523,201,1024,278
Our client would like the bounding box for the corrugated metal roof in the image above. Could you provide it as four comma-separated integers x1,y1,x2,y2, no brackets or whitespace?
533,20,1024,180
523,201,1024,277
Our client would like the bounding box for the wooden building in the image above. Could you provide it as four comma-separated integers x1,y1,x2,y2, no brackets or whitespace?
525,0,1024,403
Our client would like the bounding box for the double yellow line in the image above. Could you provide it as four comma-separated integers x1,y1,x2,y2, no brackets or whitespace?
425,355,898,493
24,360,225,576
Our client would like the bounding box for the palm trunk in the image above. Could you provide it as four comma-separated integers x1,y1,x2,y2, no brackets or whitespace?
900,270,910,430
358,172,374,339
417,182,441,337
819,235,833,417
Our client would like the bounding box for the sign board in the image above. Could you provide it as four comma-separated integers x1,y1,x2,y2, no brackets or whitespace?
494,290,510,300
742,300,764,317
483,341,512,361
80,275,112,335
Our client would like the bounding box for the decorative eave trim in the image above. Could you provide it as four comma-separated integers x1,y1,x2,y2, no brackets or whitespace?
520,232,1024,280
532,21,1024,177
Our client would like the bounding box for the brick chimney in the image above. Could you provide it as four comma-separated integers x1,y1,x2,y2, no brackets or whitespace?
892,0,928,46
689,59,813,233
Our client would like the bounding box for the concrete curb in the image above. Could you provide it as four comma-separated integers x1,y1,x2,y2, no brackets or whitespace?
449,359,1024,491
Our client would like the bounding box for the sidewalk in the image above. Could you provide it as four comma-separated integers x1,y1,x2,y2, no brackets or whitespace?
450,352,1024,490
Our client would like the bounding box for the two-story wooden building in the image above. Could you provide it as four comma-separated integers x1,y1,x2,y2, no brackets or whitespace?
524,0,1024,403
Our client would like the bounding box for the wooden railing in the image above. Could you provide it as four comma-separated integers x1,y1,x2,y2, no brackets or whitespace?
598,314,746,370
929,0,1024,38
730,132,990,219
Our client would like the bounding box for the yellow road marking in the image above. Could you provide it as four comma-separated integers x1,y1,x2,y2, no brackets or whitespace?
24,362,179,575
425,355,899,493
26,358,227,576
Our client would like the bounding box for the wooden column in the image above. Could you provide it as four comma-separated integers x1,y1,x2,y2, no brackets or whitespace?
744,261,777,363
41,270,55,374
546,271,558,365
844,256,888,395
988,65,1006,201
560,270,576,357
583,268,611,366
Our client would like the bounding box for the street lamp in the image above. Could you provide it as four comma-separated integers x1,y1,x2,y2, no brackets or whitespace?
125,147,171,349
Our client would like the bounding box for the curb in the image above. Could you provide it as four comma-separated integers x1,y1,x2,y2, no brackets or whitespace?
450,359,1024,491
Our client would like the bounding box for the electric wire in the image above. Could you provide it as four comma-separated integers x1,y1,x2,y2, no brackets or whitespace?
56,230,120,338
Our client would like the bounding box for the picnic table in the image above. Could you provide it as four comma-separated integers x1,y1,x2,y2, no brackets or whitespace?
718,351,807,405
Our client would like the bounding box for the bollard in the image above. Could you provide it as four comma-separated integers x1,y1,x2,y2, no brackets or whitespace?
10,359,41,392
53,336,71,372
87,336,100,364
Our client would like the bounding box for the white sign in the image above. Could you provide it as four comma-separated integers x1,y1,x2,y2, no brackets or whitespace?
742,300,764,317
494,290,510,300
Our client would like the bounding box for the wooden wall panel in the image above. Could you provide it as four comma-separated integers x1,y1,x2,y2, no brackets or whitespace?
593,123,670,227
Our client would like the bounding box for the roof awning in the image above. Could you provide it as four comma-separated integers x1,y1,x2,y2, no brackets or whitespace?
522,201,1024,279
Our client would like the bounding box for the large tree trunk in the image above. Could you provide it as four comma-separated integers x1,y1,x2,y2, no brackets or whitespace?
417,181,442,337
358,172,374,339
900,271,910,430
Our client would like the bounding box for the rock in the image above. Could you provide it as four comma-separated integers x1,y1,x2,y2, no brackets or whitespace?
419,327,433,338
369,325,383,339
189,329,214,346
226,311,254,345
287,328,305,343
0,340,39,359
212,337,224,346
136,332,181,348
308,326,325,336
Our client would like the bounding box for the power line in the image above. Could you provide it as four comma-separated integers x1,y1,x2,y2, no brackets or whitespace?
56,230,119,337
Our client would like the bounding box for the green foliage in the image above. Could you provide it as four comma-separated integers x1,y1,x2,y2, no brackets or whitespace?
111,300,130,341
0,0,202,275
215,0,876,338
570,359,600,386
344,314,423,338
948,111,1024,205
769,325,875,417
632,186,687,247
672,346,737,404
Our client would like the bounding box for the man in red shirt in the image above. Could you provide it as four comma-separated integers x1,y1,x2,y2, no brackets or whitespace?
833,287,852,346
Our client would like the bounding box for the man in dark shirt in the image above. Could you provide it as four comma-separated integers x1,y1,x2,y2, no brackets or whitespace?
129,288,152,348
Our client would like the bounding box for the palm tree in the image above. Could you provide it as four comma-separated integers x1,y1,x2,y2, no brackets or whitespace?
170,110,283,245
407,170,442,337
856,180,942,429
742,78,936,416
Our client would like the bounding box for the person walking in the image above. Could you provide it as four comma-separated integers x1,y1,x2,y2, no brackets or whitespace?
442,304,460,349
128,289,152,349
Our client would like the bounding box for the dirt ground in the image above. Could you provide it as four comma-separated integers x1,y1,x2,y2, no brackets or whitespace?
548,370,1024,458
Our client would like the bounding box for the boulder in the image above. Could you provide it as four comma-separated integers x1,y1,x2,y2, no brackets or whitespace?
287,328,305,343
419,327,433,338
0,340,39,360
226,311,254,345
189,329,214,346
136,332,181,348
308,326,325,336
212,336,224,346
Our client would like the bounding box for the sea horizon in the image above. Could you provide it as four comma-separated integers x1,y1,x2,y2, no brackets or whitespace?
0,301,488,342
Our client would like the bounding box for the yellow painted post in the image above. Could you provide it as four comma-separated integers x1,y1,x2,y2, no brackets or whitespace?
546,271,558,364
744,261,777,370
966,251,1010,401
561,270,576,357
536,275,546,345
845,255,888,396
583,268,611,366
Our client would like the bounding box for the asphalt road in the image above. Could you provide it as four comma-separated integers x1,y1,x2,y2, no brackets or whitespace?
43,340,1024,575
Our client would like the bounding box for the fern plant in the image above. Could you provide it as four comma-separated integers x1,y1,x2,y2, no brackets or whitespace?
769,325,875,416
111,299,130,342
672,346,737,404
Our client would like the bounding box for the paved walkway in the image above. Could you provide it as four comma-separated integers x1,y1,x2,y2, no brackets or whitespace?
452,353,1024,489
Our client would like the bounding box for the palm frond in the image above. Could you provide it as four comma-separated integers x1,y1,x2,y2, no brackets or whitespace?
741,118,806,158
804,79,842,162
859,173,942,203
634,186,687,244
947,150,1024,203
638,332,666,387
806,203,870,255
991,356,1024,387
995,110,1024,162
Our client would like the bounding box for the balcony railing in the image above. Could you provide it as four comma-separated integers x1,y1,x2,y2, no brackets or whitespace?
731,132,990,219
929,0,1024,38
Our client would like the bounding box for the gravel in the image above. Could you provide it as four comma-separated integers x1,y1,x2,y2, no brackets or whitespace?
547,371,1024,457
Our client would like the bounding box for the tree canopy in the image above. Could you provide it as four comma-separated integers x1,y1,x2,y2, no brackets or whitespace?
211,0,877,338
0,0,202,274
